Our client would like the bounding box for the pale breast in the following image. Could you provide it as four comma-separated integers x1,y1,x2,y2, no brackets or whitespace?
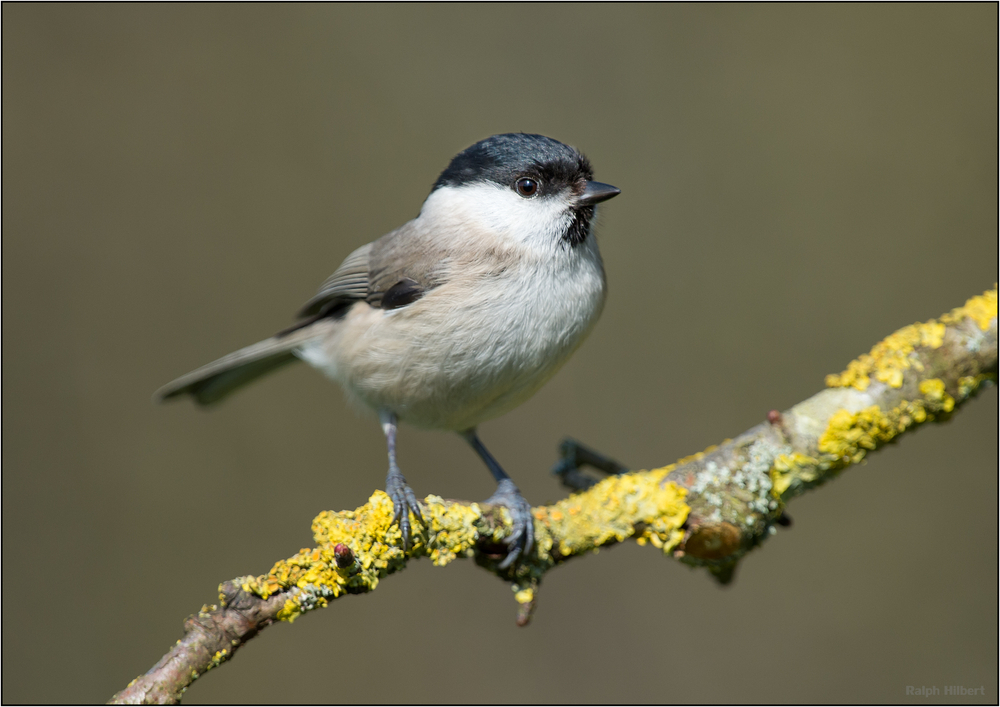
297,239,606,431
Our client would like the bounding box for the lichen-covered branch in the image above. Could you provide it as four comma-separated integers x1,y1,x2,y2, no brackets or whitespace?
111,288,997,705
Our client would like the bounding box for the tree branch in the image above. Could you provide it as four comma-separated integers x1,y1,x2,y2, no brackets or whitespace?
111,287,997,705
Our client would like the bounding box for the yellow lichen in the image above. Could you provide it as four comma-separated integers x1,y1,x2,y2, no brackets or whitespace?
276,598,301,623
918,378,955,413
819,406,896,463
242,468,689,621
244,491,495,621
205,649,228,671
533,466,689,558
817,374,961,467
825,287,996,392
825,320,946,391
769,452,820,497
514,586,534,604
939,287,997,331
422,496,482,566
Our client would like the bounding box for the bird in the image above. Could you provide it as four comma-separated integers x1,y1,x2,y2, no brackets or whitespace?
155,133,620,569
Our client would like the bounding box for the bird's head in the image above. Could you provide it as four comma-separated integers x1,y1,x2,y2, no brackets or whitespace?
425,133,620,249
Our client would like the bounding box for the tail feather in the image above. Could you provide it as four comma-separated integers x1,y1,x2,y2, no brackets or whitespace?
154,325,327,406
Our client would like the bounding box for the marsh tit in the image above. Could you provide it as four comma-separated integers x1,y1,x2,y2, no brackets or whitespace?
155,133,620,568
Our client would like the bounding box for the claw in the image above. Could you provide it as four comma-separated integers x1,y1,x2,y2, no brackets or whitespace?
405,484,424,523
398,512,411,548
485,478,534,569
385,467,421,550
498,547,521,571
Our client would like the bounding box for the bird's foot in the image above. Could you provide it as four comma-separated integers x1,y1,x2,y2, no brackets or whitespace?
552,438,629,491
385,466,423,549
483,479,534,570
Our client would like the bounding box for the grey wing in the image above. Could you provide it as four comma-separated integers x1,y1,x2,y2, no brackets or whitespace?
300,224,452,316
298,242,373,317
364,226,452,308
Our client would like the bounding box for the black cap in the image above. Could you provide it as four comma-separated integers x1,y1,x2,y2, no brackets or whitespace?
433,133,594,197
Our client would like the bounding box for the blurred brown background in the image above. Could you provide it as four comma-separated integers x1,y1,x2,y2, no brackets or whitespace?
3,5,997,704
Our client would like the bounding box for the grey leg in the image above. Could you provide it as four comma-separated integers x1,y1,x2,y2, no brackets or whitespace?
380,411,422,549
461,428,534,569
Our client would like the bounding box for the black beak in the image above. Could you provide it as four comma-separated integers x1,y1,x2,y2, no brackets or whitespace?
578,181,621,206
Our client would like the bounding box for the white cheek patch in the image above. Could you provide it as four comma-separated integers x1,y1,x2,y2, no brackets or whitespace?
422,183,575,252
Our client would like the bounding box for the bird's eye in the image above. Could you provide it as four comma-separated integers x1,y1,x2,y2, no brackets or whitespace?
515,177,539,197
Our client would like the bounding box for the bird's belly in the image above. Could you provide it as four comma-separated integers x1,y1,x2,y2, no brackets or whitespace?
297,259,605,430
